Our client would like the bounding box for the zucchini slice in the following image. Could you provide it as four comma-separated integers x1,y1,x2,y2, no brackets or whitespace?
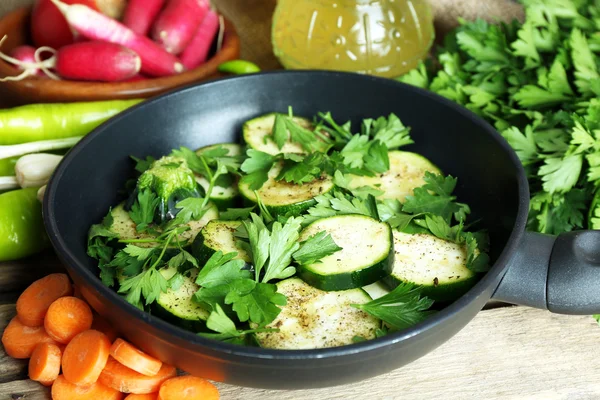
297,215,394,291
196,143,242,156
384,230,478,303
109,202,219,247
195,175,239,211
243,113,313,155
194,143,242,211
348,151,441,202
238,163,335,216
252,278,379,349
154,267,209,331
362,281,390,300
191,220,251,264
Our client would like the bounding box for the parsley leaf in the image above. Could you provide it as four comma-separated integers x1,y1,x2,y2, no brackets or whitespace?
362,113,414,149
195,251,251,288
129,189,159,232
220,207,255,220
293,231,343,265
403,172,470,223
198,304,276,343
225,282,287,327
352,282,435,331
170,197,208,225
131,155,156,173
240,150,276,190
119,267,168,308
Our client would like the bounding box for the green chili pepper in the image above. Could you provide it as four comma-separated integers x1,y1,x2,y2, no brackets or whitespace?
0,188,49,262
218,60,261,75
0,99,143,145
0,156,18,176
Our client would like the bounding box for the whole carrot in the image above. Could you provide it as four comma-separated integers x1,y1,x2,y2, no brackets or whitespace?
50,0,184,76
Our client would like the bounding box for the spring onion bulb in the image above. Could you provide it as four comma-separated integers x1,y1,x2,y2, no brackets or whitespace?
0,176,18,191
37,185,47,203
0,137,81,160
15,154,63,188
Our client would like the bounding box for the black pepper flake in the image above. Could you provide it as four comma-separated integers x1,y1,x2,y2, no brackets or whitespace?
433,277,439,286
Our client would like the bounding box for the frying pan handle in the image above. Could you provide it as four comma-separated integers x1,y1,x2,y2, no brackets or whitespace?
492,231,600,315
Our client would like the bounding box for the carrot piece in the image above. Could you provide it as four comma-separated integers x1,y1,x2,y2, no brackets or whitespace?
100,356,176,394
52,374,124,400
157,375,220,400
1,316,57,359
28,342,62,386
110,338,162,377
125,393,158,400
16,273,73,327
91,314,119,342
44,296,93,344
62,329,111,386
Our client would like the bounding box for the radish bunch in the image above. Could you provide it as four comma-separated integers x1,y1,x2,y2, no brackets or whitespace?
0,0,223,82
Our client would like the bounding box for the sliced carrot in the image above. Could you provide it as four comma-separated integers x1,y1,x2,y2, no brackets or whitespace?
1,316,57,359
28,342,62,386
16,273,73,327
110,338,162,377
51,374,124,400
62,329,111,386
125,393,158,400
100,356,177,394
44,296,93,344
91,314,119,342
157,375,220,400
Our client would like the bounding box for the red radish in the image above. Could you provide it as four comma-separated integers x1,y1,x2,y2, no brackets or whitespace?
30,0,99,49
123,0,166,36
54,42,141,81
180,10,220,69
49,0,185,77
8,46,46,78
151,0,210,55
0,41,141,82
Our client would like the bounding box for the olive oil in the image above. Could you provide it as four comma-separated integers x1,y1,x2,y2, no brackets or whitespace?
271,0,435,78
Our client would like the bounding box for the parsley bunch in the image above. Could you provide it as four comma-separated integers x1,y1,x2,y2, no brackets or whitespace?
399,0,600,235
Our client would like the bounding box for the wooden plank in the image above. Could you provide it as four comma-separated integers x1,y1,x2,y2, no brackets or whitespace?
0,251,64,300
1,303,600,399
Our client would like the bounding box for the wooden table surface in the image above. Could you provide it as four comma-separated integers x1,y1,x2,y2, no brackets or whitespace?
1,1,599,399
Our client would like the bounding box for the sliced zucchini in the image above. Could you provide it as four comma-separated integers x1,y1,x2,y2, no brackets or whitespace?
154,267,209,331
195,143,242,156
362,281,390,300
243,113,313,155
194,143,242,210
348,151,441,202
191,220,251,264
195,175,239,211
588,187,600,230
384,230,478,303
252,278,379,349
109,201,219,247
297,215,393,291
239,162,335,216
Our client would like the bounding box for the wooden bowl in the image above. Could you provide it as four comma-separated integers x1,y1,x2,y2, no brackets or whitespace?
0,7,241,106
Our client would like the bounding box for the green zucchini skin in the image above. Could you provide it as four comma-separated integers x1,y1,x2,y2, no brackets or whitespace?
191,220,251,265
297,215,394,291
384,230,478,303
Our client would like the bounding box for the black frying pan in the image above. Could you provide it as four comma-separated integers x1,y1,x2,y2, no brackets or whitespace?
43,71,600,390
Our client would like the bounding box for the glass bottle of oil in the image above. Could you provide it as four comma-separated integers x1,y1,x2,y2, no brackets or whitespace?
271,0,435,78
